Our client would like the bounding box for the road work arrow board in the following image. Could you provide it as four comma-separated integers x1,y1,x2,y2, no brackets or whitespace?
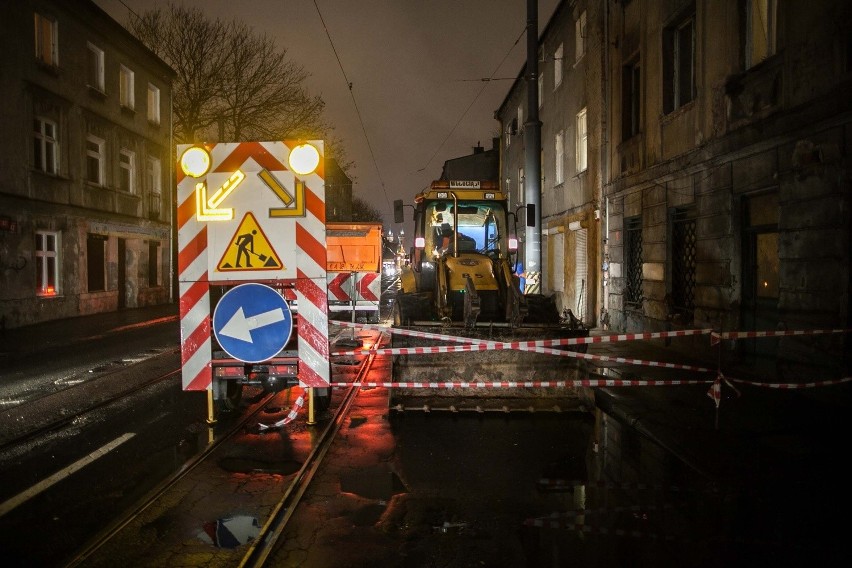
212,283,293,363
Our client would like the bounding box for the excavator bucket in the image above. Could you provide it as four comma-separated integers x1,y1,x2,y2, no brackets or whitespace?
389,322,590,413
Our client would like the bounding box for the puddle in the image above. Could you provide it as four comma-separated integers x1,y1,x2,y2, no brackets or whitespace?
197,515,259,548
218,456,302,475
340,466,407,500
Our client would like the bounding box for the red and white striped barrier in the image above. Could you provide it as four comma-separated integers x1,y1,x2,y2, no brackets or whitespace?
710,328,852,345
326,378,713,388
258,390,305,431
177,141,329,391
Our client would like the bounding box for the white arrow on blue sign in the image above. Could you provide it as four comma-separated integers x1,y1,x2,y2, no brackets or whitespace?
212,283,293,363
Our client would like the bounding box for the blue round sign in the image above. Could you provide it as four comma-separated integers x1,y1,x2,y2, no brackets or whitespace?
212,283,293,363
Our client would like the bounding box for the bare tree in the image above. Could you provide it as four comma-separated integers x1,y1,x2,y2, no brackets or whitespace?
128,3,325,145
350,196,384,223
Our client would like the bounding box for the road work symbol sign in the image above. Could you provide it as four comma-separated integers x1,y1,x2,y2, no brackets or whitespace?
217,212,284,271
212,283,293,363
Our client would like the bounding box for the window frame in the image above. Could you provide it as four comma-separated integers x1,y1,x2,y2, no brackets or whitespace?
119,65,135,110
33,116,59,175
147,156,162,217
576,107,588,173
575,10,587,63
36,230,61,296
119,148,136,193
663,10,696,114
34,13,58,67
87,42,105,92
147,83,161,124
622,57,641,141
745,0,777,69
538,74,544,109
554,43,564,88
555,131,564,185
86,134,105,186
86,234,107,292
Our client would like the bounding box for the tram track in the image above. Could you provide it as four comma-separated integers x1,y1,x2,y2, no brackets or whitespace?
65,328,386,568
241,332,383,567
0,352,181,452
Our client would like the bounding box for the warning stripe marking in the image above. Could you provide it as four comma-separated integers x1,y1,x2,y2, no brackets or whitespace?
258,390,305,430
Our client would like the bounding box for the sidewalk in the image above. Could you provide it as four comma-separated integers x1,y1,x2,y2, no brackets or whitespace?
584,328,852,489
0,303,179,361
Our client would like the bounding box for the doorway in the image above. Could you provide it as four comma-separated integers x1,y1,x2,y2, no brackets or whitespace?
740,192,779,360
118,238,126,309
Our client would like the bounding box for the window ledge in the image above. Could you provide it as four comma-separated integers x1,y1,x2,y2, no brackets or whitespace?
88,86,107,100
120,105,136,115
36,60,60,77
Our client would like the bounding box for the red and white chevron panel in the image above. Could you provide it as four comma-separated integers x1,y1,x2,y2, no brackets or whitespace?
294,192,330,387
327,272,380,303
177,143,212,391
176,141,329,391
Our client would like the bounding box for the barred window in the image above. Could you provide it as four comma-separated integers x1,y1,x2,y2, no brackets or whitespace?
625,216,643,306
670,208,697,320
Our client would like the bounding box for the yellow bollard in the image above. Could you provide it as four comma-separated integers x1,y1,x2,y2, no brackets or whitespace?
206,388,217,425
307,387,316,425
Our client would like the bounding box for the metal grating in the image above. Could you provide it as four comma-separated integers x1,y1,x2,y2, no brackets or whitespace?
671,210,696,319
625,217,643,306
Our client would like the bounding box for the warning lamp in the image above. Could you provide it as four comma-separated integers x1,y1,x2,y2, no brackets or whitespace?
414,237,425,248
288,143,320,175
180,146,211,178
508,237,518,251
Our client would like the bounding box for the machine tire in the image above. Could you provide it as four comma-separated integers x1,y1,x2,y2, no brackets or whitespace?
524,294,560,324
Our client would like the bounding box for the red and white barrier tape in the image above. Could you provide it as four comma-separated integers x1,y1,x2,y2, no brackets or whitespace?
327,378,713,388
258,390,305,431
710,328,852,345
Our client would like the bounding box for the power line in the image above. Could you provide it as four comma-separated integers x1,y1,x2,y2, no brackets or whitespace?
312,0,392,216
416,25,526,173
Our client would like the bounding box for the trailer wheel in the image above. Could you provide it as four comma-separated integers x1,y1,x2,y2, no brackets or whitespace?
215,378,243,412
313,387,332,411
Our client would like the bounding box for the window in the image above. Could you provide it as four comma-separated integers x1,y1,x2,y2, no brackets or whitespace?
538,75,544,108
119,148,136,193
87,43,105,92
576,108,588,173
147,157,162,217
663,11,695,114
575,10,587,62
87,234,107,292
505,121,512,149
147,83,161,124
745,0,777,68
36,231,60,296
148,242,159,287
120,65,135,109
34,13,58,66
554,43,564,88
33,117,58,175
517,104,523,134
670,208,697,322
86,135,104,185
622,58,641,141
625,216,643,306
555,131,564,185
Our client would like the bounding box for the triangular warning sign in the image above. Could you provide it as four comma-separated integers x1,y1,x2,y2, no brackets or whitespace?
217,212,285,271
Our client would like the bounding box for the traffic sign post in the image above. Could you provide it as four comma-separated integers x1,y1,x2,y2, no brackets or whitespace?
212,283,293,363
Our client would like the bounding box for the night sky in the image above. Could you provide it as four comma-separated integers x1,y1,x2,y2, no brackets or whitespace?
93,0,559,226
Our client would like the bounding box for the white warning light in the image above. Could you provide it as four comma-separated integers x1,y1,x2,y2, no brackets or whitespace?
288,143,320,175
180,146,211,178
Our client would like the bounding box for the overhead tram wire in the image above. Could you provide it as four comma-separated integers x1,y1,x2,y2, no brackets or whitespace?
312,0,392,216
416,26,526,174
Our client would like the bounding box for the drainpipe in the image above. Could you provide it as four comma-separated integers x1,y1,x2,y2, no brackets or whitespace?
600,1,611,329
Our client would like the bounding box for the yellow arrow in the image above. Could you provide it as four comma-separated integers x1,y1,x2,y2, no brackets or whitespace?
259,169,306,218
195,170,245,221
